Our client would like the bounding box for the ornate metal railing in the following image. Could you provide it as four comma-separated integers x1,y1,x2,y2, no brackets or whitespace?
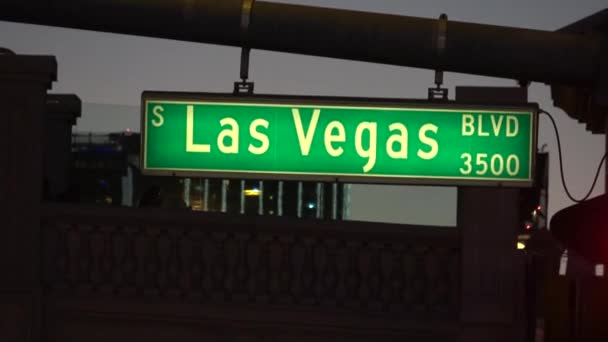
41,203,460,320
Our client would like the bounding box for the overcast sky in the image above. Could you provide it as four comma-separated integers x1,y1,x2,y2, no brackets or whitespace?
0,0,605,225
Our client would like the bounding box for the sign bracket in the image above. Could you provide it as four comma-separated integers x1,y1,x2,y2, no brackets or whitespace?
428,14,449,101
234,0,255,95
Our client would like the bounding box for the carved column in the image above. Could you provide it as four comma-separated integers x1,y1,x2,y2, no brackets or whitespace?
0,53,56,341
456,86,527,342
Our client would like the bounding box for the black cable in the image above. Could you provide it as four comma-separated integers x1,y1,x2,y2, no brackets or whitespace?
540,109,607,203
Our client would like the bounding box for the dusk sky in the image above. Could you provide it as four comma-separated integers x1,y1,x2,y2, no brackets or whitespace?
0,0,605,225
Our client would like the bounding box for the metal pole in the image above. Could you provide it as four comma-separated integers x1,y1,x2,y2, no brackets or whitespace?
297,181,303,219
258,180,264,215
183,178,191,208
240,180,245,214
221,180,228,213
315,182,323,219
277,181,283,216
203,179,209,211
332,183,338,220
0,0,601,86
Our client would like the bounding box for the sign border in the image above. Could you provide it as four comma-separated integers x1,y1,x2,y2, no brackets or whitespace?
141,91,538,187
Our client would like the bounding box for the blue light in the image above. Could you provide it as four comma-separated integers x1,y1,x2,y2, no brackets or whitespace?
307,202,315,209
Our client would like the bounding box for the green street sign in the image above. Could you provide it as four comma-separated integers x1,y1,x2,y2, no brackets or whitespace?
141,92,537,187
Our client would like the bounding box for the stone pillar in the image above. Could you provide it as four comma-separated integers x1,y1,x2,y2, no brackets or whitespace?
45,94,81,200
456,86,528,342
0,53,56,341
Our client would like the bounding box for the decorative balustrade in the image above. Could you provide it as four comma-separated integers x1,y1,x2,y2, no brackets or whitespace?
42,203,460,319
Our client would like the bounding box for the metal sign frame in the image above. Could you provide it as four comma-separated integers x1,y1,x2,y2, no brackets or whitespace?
141,91,538,187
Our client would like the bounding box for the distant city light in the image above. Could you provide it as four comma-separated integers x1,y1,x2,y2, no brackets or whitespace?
244,188,262,196
595,264,604,277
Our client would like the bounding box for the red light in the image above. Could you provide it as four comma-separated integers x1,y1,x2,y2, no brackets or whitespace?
536,205,542,211
525,224,532,230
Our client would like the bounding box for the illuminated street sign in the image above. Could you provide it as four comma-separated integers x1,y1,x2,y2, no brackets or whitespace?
141,92,537,187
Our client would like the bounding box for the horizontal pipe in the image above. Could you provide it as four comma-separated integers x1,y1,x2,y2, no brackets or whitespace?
0,0,602,86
